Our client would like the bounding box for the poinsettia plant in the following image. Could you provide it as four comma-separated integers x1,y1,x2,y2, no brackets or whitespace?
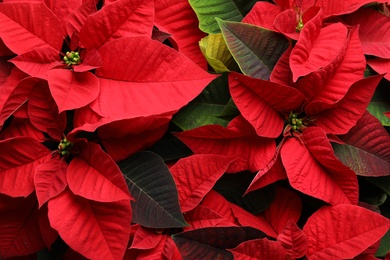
0,0,390,259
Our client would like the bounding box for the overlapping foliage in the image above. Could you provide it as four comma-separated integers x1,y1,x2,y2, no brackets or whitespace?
0,0,389,259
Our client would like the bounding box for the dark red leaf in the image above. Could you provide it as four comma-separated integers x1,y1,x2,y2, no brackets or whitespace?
155,0,208,69
0,194,45,259
0,2,63,54
34,156,68,208
229,72,305,138
0,118,44,142
176,116,276,173
303,204,390,259
0,137,51,197
79,0,154,49
47,69,99,113
277,219,307,259
48,189,132,260
228,238,286,260
170,154,234,212
38,204,58,249
67,142,131,202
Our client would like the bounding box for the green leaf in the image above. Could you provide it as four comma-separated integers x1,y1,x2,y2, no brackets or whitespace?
147,132,193,161
217,19,289,80
376,229,390,257
213,172,275,214
368,102,390,126
189,0,257,34
366,176,390,196
172,73,232,130
119,151,188,228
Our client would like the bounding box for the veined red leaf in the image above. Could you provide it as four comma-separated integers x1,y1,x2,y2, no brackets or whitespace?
79,0,154,50
0,194,45,259
67,142,131,202
119,151,188,228
344,8,390,58
242,1,282,32
313,75,383,135
228,238,286,260
281,133,357,205
303,0,390,17
173,226,267,260
290,22,348,81
367,58,390,81
0,118,44,142
201,190,239,225
73,49,103,72
262,186,302,234
126,235,181,260
0,77,32,127
93,36,215,120
47,69,99,113
170,154,234,213
0,2,63,54
38,204,59,249
48,189,132,260
44,0,82,33
28,80,66,140
34,156,68,208
175,116,276,173
154,0,207,69
184,205,233,231
230,203,277,238
66,0,97,37
303,204,390,259
334,111,390,177
277,219,307,259
0,137,51,197
270,45,293,86
229,72,305,138
130,226,162,250
10,46,62,80
218,19,289,80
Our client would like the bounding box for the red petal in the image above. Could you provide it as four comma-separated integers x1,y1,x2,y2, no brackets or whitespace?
242,2,282,31
367,58,390,81
281,130,358,205
270,45,293,86
66,0,97,37
0,2,63,54
0,137,51,197
48,189,132,260
170,154,234,212
155,0,207,69
228,238,286,260
44,0,82,34
93,36,215,120
175,116,276,173
47,70,100,113
229,72,305,138
184,205,232,231
262,185,302,234
0,194,45,258
313,75,383,135
303,204,390,259
277,219,307,259
0,118,44,142
34,156,68,208
130,226,162,250
67,142,131,202
79,0,154,49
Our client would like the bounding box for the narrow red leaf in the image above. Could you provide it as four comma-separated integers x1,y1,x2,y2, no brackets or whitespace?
28,80,66,140
170,154,234,212
228,238,286,260
155,0,207,69
313,75,383,135
0,137,51,197
130,226,162,250
262,186,302,234
175,116,276,173
34,156,68,208
228,72,305,138
230,203,277,238
67,142,131,202
0,2,63,54
10,46,62,80
277,219,307,259
303,204,390,259
47,69,99,113
66,0,97,37
281,131,358,205
48,189,132,260
93,36,215,120
79,0,154,49
0,194,45,259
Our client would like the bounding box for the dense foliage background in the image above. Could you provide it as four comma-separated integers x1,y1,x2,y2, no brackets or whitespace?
0,0,390,259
